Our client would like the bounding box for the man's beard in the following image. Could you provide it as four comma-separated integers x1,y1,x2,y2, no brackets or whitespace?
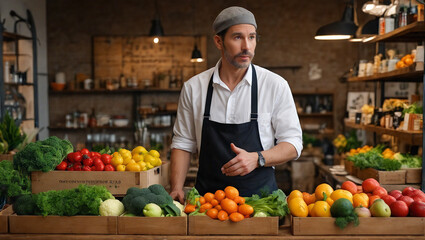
223,43,254,69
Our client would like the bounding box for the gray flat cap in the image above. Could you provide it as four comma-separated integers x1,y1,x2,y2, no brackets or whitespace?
213,6,257,34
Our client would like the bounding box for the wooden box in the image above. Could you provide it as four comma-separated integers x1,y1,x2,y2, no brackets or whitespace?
9,215,117,234
118,216,187,235
292,217,425,236
356,168,406,184
344,160,355,175
161,160,170,187
404,168,422,184
188,216,279,235
0,205,13,233
31,162,169,195
0,154,14,161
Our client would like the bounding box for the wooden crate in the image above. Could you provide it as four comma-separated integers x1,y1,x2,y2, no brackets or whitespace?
356,168,406,184
161,160,170,187
292,217,425,236
9,215,117,234
31,162,169,195
118,216,187,235
0,205,13,233
404,168,422,184
344,160,355,175
188,216,279,235
0,154,14,161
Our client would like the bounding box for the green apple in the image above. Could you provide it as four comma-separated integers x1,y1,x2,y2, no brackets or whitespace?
370,199,391,217
143,203,163,217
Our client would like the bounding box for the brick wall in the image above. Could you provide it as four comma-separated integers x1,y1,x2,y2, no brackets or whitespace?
47,0,374,144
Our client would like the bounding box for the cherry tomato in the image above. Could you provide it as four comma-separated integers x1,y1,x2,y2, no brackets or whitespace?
104,164,115,171
56,161,67,170
101,154,112,165
80,148,90,155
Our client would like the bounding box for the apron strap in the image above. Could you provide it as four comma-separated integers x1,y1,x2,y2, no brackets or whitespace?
204,64,258,120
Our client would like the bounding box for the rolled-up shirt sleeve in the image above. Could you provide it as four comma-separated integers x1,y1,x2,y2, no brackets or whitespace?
171,82,198,153
272,81,303,159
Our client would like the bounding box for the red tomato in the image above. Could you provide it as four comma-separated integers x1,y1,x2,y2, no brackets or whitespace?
83,157,93,167
95,162,105,171
390,201,409,217
381,195,396,206
104,164,115,171
91,152,101,158
91,166,96,171
362,178,380,193
389,190,403,200
73,163,83,171
80,148,90,155
399,195,414,207
413,195,425,203
83,165,92,171
93,158,102,166
402,187,415,196
67,165,74,171
66,152,75,163
56,161,67,170
101,154,112,165
72,152,83,163
409,201,425,217
372,187,388,197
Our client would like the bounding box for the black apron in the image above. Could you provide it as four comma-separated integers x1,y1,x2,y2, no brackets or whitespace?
195,65,277,197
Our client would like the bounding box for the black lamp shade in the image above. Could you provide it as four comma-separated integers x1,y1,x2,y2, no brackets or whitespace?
191,44,203,62
315,3,358,40
149,18,164,37
361,17,378,35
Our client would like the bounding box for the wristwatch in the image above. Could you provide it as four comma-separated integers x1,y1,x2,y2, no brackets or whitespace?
257,151,265,167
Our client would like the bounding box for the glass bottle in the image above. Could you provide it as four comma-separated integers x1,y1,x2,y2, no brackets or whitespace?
88,108,97,128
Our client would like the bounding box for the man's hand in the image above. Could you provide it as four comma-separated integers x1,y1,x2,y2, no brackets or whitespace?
170,189,185,204
221,143,258,176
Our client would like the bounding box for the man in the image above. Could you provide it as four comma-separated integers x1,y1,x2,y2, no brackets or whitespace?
170,6,302,202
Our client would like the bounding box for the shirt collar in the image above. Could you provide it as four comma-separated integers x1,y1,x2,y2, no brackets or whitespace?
212,59,253,87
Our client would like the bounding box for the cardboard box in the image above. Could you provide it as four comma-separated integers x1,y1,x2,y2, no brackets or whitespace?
292,217,425,236
0,205,13,233
356,168,406,184
9,215,117,234
188,216,279,235
118,216,186,235
404,168,422,184
31,162,169,195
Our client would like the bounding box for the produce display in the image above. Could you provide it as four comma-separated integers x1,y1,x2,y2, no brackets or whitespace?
288,179,425,229
111,146,162,171
56,148,114,171
183,186,289,222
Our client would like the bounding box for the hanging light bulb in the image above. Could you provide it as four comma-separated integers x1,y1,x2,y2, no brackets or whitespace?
191,44,204,63
149,1,164,43
315,0,358,40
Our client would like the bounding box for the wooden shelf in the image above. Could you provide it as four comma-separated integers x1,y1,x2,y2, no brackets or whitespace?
344,120,422,145
49,88,181,95
292,90,334,95
2,32,32,41
298,112,333,117
348,65,423,82
367,21,425,43
49,126,134,131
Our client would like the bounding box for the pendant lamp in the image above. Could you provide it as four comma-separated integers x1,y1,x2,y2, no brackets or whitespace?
190,1,203,63
349,17,379,42
149,0,164,43
315,0,358,40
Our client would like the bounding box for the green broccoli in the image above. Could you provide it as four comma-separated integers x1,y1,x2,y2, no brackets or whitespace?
60,139,73,158
13,194,36,215
0,160,31,198
126,187,142,196
129,196,148,216
148,184,168,196
40,136,73,159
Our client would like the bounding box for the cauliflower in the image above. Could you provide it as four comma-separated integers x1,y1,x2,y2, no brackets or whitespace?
173,200,187,216
99,199,125,216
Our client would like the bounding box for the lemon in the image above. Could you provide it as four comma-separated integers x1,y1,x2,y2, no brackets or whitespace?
126,162,141,172
133,153,144,162
137,161,146,169
122,156,134,165
112,152,121,158
146,162,154,169
144,154,156,165
111,154,124,167
153,157,162,167
149,149,160,158
119,149,132,159
116,164,126,171
132,146,148,155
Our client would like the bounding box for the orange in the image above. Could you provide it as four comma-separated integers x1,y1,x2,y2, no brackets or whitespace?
238,204,254,216
315,183,334,201
214,205,222,211
199,203,212,213
199,196,206,205
206,208,218,219
288,198,308,217
353,193,369,208
221,198,238,214
210,199,219,207
307,203,315,217
204,192,215,203
215,190,226,202
404,57,413,66
312,201,331,217
396,61,406,69
229,212,245,222
302,192,316,205
224,186,239,200
217,210,229,221
234,196,245,205
287,190,303,203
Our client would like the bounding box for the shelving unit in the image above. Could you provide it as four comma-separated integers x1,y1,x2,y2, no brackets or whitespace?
0,13,38,134
344,21,425,190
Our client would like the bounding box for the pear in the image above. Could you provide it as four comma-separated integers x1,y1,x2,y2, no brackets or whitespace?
370,199,391,217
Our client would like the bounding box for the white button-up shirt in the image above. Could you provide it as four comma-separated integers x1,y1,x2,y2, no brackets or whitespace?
171,60,303,159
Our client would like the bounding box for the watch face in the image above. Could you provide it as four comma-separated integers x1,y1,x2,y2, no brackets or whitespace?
258,152,265,167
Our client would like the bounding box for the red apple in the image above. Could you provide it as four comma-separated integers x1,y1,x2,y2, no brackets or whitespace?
409,201,425,217
390,201,409,217
381,195,397,206
389,190,403,200
362,178,380,193
373,187,388,198
402,187,415,196
413,195,425,203
399,195,415,207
